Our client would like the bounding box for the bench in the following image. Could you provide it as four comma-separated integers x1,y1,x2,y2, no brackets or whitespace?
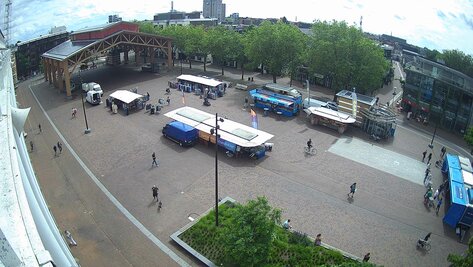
235,83,248,90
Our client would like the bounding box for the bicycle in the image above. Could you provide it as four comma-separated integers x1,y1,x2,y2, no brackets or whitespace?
304,146,317,155
416,239,431,251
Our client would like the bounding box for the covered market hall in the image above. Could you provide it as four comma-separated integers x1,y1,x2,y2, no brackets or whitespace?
41,21,173,97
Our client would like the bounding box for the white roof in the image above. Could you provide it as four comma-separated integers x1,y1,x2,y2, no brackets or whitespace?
459,156,473,173
164,106,274,148
463,170,473,186
304,107,356,124
177,74,222,87
109,90,144,104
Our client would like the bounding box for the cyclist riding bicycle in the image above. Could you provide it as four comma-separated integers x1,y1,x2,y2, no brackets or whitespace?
417,232,431,248
307,139,313,150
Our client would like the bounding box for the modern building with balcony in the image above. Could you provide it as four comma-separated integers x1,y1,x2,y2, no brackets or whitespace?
402,57,473,134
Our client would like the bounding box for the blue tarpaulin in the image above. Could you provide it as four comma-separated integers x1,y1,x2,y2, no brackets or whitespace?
442,153,473,229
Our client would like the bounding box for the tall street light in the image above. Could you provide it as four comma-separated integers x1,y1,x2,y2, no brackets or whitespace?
429,91,446,149
79,73,91,134
80,92,91,134
428,124,437,149
210,113,224,226
391,86,397,107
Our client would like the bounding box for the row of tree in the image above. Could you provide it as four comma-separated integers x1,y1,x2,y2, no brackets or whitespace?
138,20,390,95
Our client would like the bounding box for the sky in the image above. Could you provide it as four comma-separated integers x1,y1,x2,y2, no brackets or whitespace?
4,0,473,54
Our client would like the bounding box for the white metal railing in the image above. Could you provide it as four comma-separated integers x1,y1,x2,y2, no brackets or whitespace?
1,44,78,266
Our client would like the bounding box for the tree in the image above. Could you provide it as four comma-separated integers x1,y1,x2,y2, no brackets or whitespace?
441,49,473,78
137,21,156,34
307,20,389,94
181,26,206,69
16,53,31,77
245,21,306,83
155,25,188,67
423,47,441,62
220,196,281,266
464,127,473,149
448,237,473,267
206,26,237,75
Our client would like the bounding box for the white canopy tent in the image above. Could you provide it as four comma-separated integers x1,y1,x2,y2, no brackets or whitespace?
109,90,144,104
177,75,223,88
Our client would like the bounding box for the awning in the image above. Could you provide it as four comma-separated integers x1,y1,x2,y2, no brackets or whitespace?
177,75,222,87
109,90,144,104
304,107,356,124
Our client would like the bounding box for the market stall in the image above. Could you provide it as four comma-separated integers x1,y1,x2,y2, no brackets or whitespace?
108,90,146,115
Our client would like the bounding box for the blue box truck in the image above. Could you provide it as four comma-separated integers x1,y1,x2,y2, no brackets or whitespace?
162,121,198,147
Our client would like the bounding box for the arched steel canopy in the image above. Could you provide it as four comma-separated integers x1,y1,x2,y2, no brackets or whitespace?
41,22,173,97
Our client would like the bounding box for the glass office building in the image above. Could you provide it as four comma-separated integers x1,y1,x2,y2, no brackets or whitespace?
402,57,473,134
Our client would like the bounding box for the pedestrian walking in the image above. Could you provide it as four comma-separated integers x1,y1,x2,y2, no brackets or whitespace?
30,140,34,152
158,201,162,211
348,182,357,198
147,92,150,101
64,230,77,246
424,173,432,188
53,145,57,157
424,187,433,205
152,185,159,201
436,198,443,215
427,152,433,164
363,253,371,262
433,189,439,200
57,141,62,154
422,150,427,162
440,146,447,158
244,97,249,109
71,108,75,118
424,168,430,183
152,152,158,167
166,96,170,105
38,124,42,133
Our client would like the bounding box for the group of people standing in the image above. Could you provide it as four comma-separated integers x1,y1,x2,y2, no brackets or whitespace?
422,146,448,215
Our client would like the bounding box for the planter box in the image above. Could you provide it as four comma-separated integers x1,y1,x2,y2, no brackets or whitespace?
170,196,235,267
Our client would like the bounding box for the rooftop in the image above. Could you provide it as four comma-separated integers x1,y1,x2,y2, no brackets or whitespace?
16,31,68,47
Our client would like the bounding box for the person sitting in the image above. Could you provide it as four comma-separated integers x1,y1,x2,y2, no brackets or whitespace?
282,219,292,230
314,233,322,246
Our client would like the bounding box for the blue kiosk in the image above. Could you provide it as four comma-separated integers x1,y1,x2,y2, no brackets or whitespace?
442,154,473,235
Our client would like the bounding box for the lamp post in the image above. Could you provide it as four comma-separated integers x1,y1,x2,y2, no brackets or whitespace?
429,91,446,149
428,124,437,149
210,113,224,226
391,87,397,107
81,92,91,134
79,73,91,134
